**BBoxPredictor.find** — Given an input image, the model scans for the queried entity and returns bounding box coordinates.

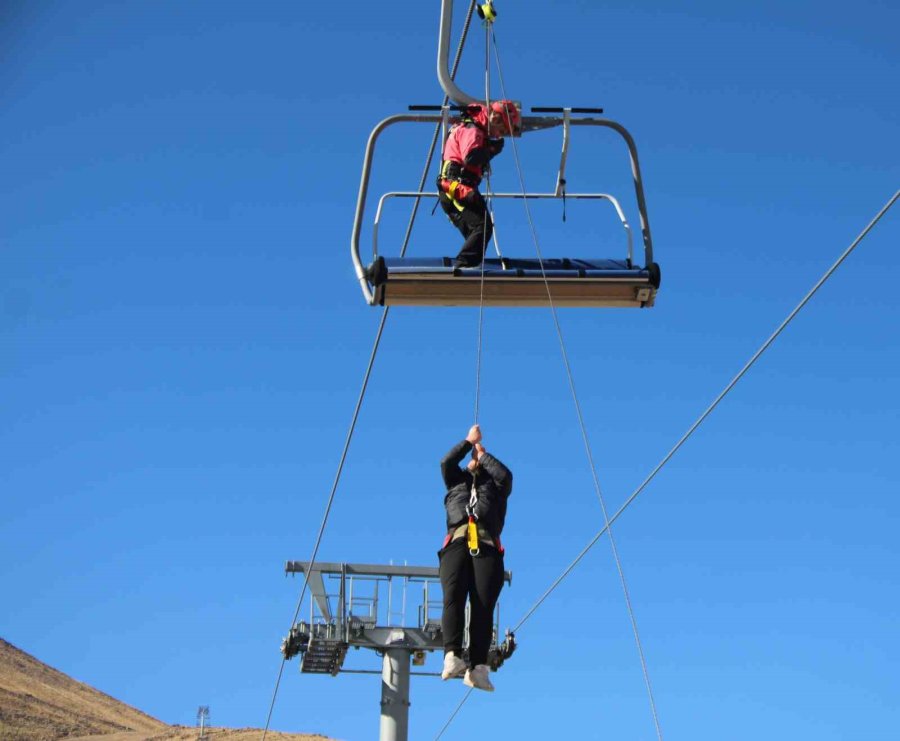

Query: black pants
[439,191,493,267]
[438,537,505,666]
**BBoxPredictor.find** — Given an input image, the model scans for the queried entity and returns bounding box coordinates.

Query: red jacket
[440,106,500,186]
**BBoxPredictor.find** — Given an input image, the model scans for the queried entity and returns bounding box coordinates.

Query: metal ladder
[300,636,348,676]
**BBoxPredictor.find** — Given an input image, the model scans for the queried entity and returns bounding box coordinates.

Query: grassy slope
[0,639,332,741]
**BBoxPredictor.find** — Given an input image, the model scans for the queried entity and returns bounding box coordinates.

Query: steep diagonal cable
[512,189,899,634]
[261,5,479,739]
[262,316,389,740]
[435,687,474,740]
[490,29,663,741]
[436,178,897,738]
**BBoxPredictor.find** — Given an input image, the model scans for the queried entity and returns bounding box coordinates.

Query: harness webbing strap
[466,517,479,555]
[466,476,480,554]
[441,159,480,185]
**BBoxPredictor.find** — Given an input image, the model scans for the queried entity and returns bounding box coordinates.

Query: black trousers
[439,191,493,267]
[438,537,505,666]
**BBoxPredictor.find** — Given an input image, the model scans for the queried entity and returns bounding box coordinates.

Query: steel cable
[439,168,896,739]
[260,4,479,737]
[435,687,474,739]
[513,189,899,635]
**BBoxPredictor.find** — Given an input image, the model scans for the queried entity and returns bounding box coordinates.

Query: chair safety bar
[372,191,634,265]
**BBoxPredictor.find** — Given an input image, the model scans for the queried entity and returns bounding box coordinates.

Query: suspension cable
[491,28,664,741]
[437,178,896,738]
[473,13,492,425]
[437,187,898,737]
[262,315,389,740]
[513,189,899,633]
[437,26,663,741]
[435,687,474,740]
[260,5,480,738]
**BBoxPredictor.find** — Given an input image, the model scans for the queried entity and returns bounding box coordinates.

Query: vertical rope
[509,188,900,634]
[473,16,492,425]
[490,29,665,741]
[261,5,480,739]
[473,272,485,425]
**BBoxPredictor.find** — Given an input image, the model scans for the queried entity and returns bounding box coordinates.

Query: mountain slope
[0,638,167,740]
[0,638,332,741]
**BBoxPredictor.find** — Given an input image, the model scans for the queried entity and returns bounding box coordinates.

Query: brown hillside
[65,732,333,741]
[0,639,332,741]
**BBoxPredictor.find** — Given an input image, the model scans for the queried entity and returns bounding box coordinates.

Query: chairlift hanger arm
[437,0,480,105]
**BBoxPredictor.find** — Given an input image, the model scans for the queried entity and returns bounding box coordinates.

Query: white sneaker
[463,664,495,692]
[441,651,467,680]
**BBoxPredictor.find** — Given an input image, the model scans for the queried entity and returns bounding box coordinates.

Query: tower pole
[379,648,411,741]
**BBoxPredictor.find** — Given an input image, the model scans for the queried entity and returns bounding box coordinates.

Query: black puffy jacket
[441,439,513,539]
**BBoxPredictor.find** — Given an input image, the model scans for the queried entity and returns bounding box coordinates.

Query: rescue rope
[473,15,492,426]
[260,4,480,738]
[494,28,664,741]
[468,12,495,558]
[436,189,900,738]
[472,238,487,426]
[436,28,665,741]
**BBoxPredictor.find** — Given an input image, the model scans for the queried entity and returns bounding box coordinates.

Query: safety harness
[440,159,480,187]
[440,465,504,556]
[438,116,485,212]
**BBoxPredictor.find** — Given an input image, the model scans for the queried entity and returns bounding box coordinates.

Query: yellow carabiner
[477,2,497,24]
[467,517,480,555]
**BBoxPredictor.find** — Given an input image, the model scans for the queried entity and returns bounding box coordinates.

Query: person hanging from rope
[437,100,521,268]
[438,424,513,691]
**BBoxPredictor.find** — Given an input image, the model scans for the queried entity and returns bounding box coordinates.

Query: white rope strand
[473,18,492,425]
[437,185,899,740]
[513,188,900,632]
[494,29,664,741]
[261,4,481,737]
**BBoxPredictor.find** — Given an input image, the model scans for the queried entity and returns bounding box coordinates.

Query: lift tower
[280,561,515,741]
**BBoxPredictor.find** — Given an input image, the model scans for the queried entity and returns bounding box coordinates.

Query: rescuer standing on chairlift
[439,424,513,691]
[437,100,520,268]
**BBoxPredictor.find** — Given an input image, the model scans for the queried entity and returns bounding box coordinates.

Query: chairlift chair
[351,109,661,308]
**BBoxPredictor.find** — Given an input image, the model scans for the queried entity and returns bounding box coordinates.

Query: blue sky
[2,1,898,739]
